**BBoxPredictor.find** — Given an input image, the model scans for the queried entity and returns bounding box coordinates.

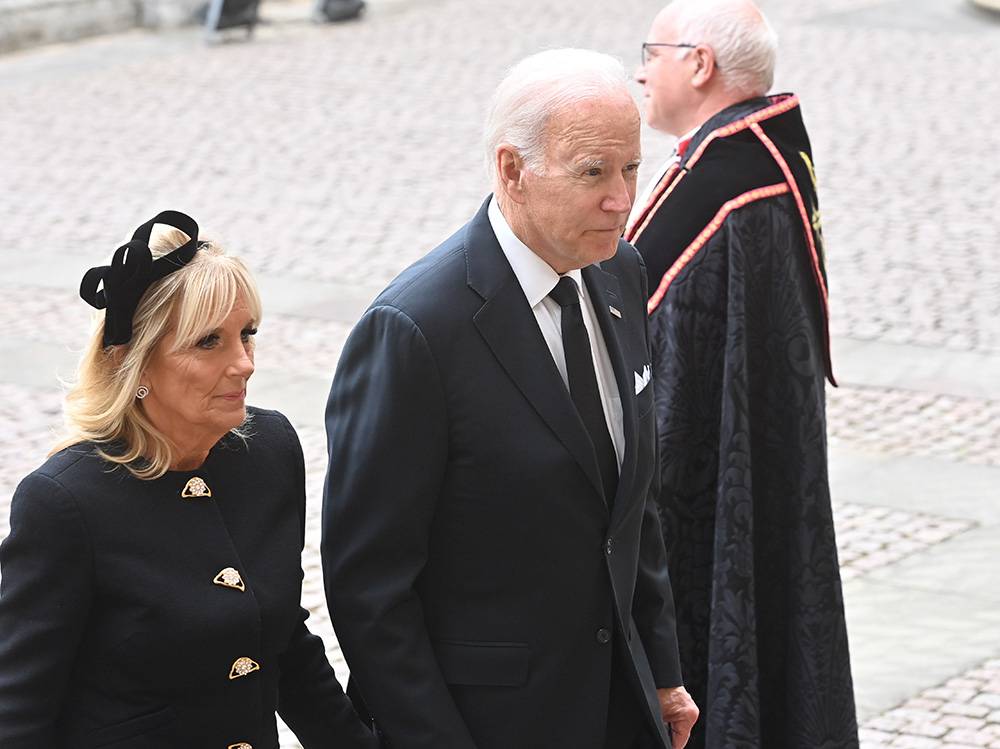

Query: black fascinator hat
[80,211,204,347]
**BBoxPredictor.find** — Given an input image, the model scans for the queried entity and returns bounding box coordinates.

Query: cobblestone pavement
[834,503,976,582]
[1,0,998,351]
[1,0,999,746]
[860,659,1000,748]
[828,386,1000,467]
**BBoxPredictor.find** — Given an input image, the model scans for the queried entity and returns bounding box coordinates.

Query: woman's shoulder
[215,407,304,492]
[29,443,116,487]
[243,406,299,446]
[214,406,302,470]
[245,405,291,430]
[12,443,125,512]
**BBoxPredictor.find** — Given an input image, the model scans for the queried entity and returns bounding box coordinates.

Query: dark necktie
[548,277,619,506]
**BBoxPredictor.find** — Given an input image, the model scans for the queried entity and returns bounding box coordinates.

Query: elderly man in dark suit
[322,48,699,749]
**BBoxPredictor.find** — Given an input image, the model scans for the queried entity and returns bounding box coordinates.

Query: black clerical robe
[626,93,859,748]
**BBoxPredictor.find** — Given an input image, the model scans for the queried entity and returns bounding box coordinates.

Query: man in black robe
[625,1,859,746]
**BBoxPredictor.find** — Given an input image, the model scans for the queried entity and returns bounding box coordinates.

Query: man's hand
[656,686,698,748]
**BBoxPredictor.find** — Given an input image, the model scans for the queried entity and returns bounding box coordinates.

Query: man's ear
[496,146,529,204]
[691,45,717,88]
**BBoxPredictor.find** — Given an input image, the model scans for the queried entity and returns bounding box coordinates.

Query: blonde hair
[53,228,263,479]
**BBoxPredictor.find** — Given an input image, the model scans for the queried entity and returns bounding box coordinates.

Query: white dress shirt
[487,197,625,468]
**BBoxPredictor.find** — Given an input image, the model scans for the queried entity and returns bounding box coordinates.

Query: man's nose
[603,176,632,214]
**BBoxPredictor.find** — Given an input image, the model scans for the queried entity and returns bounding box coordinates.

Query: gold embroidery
[181,476,211,498]
[229,657,260,680]
[800,151,819,190]
[228,744,253,749]
[798,151,827,264]
[213,567,245,592]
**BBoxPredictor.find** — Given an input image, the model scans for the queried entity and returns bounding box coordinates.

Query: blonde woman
[0,212,378,749]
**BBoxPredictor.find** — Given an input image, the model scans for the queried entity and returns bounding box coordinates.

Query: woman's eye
[196,334,220,349]
[241,327,258,342]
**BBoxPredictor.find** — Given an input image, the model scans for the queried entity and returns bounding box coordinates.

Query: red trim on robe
[646,183,791,314]
[748,121,835,384]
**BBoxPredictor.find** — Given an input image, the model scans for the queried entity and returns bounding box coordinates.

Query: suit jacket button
[596,627,612,644]
[606,537,614,555]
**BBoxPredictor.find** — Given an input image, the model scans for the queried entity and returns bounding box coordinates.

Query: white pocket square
[634,364,652,395]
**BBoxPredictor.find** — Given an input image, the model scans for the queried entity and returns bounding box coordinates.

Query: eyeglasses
[641,42,696,67]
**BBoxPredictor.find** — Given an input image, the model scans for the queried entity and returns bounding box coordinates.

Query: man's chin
[594,239,620,263]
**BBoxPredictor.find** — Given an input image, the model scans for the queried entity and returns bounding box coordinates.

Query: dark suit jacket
[0,407,377,749]
[322,198,683,749]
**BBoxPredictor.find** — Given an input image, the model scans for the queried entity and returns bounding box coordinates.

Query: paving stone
[865,661,1000,748]
[890,734,946,748]
[975,694,1000,709]
[943,703,993,719]
[943,729,993,746]
[940,715,989,731]
[862,727,898,745]
[828,385,1000,467]
[901,722,949,738]
[833,501,976,578]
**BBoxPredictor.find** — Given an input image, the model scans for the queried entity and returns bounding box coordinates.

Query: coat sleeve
[630,250,684,689]
[0,472,95,748]
[322,304,477,749]
[273,413,379,749]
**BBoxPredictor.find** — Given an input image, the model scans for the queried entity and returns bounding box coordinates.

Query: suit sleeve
[630,250,684,689]
[273,413,379,749]
[0,473,94,748]
[322,305,476,749]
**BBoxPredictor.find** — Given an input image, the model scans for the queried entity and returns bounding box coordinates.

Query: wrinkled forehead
[544,95,641,163]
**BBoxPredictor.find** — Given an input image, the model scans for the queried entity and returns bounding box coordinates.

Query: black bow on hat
[80,211,202,347]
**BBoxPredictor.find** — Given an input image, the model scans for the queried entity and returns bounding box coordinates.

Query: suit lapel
[466,199,606,504]
[582,263,639,524]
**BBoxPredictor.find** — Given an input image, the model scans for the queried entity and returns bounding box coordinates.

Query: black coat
[628,95,858,748]
[0,407,377,749]
[322,198,683,749]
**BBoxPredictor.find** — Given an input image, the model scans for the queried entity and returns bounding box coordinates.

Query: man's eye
[625,163,640,173]
[585,168,602,177]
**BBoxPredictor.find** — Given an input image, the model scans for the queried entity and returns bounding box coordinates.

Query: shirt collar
[674,125,700,156]
[487,196,583,308]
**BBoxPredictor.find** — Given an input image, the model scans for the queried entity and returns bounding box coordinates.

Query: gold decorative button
[181,476,212,498]
[229,657,260,680]
[228,744,252,749]
[213,567,245,592]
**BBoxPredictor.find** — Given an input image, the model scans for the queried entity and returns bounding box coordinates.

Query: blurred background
[1,0,998,746]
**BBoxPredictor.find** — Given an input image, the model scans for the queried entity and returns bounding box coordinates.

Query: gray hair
[484,48,630,184]
[669,0,777,96]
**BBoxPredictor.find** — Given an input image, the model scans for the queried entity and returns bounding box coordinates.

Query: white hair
[484,48,630,184]
[669,0,778,96]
